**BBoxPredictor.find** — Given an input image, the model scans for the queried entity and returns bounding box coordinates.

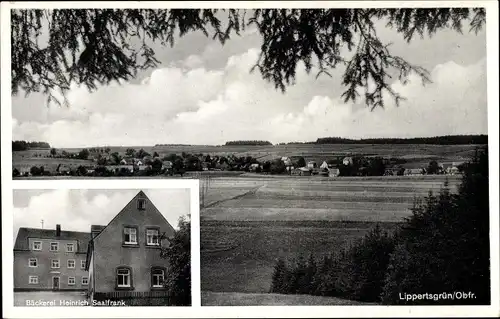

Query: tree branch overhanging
[11,8,485,109]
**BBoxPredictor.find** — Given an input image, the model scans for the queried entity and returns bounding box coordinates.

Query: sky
[12,189,191,239]
[11,11,488,147]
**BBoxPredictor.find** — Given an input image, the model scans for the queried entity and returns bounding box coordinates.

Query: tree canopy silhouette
[12,8,485,108]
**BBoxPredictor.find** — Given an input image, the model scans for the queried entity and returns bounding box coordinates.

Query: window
[28,258,38,267]
[123,227,138,245]
[68,277,75,285]
[51,259,60,269]
[82,277,89,285]
[29,276,39,284]
[32,241,42,251]
[67,259,75,269]
[116,267,132,288]
[151,268,165,288]
[146,229,160,246]
[50,242,59,252]
[66,243,74,252]
[81,260,86,269]
[137,198,146,210]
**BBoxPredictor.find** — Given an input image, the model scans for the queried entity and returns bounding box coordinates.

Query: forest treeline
[315,135,488,145]
[225,140,273,146]
[12,140,51,151]
[271,147,490,305]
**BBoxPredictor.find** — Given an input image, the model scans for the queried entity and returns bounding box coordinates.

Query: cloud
[12,46,487,147]
[182,54,204,69]
[13,189,191,240]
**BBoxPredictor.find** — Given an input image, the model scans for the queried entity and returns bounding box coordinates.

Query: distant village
[13,146,465,178]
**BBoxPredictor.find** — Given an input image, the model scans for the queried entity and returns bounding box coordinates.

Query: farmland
[200,175,462,299]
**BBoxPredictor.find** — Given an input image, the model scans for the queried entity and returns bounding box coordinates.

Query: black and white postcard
[2,1,499,318]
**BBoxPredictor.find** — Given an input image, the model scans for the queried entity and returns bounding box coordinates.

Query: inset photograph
[13,188,191,307]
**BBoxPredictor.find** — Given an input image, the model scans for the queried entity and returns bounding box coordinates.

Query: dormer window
[137,199,146,210]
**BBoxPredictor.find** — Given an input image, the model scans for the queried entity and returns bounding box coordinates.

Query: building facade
[86,191,175,300]
[13,225,90,291]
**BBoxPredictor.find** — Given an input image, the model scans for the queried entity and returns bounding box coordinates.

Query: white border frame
[1,1,499,318]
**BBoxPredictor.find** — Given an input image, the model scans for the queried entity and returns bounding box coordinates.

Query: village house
[291,167,312,176]
[342,157,353,166]
[404,168,425,176]
[201,162,209,171]
[328,168,340,177]
[56,164,71,175]
[319,161,329,170]
[306,161,317,169]
[440,161,463,175]
[106,165,134,174]
[249,163,261,172]
[14,225,90,291]
[162,160,174,173]
[85,191,175,303]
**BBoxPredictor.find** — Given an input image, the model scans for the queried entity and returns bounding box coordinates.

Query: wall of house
[14,238,88,291]
[92,197,173,293]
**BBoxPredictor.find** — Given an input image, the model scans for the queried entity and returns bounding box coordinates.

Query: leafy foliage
[161,216,191,306]
[381,148,490,305]
[12,8,485,108]
[12,140,51,151]
[270,223,395,302]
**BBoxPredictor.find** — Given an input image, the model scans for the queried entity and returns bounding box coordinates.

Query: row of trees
[225,140,273,146]
[315,135,488,145]
[271,148,490,304]
[338,157,388,176]
[12,140,50,151]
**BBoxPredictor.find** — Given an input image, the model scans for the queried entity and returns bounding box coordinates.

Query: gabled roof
[90,190,175,243]
[14,227,90,253]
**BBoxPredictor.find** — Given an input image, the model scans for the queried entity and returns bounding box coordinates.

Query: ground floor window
[116,267,132,288]
[29,276,38,284]
[82,277,89,285]
[151,267,165,288]
[68,277,75,285]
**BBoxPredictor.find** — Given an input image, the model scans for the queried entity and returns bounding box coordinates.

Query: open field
[12,143,482,173]
[200,175,462,295]
[201,221,401,294]
[202,291,374,306]
[12,150,94,173]
[200,175,463,222]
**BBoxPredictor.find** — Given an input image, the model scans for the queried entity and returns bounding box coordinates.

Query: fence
[93,291,172,306]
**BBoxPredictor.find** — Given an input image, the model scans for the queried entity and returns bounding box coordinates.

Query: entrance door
[52,276,60,290]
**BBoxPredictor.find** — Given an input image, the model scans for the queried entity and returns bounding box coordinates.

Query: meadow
[200,175,462,297]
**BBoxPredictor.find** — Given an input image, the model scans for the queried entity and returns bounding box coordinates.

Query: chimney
[56,224,61,237]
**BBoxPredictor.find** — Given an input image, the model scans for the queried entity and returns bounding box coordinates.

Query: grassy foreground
[201,291,374,306]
